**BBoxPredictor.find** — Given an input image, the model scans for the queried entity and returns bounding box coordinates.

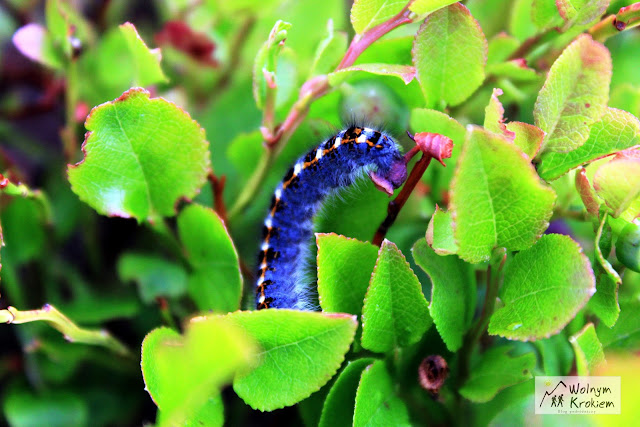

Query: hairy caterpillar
[255,126,408,310]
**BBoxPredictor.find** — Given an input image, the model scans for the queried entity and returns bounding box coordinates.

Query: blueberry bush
[1,0,640,425]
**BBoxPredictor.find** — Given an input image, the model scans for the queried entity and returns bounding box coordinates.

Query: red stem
[372,154,432,246]
[337,5,414,70]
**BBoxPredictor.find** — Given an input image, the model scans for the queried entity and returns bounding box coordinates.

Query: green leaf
[531,0,563,30]
[569,323,606,376]
[588,213,621,327]
[230,310,357,411]
[484,88,515,140]
[409,0,458,16]
[141,318,254,426]
[487,33,519,64]
[177,204,242,313]
[486,60,538,82]
[350,0,406,34]
[412,238,475,351]
[616,221,640,272]
[309,21,348,77]
[594,157,640,220]
[253,20,292,109]
[353,361,411,427]
[460,346,535,403]
[509,0,537,41]
[534,334,574,375]
[488,234,596,341]
[328,63,416,86]
[537,107,640,181]
[45,0,71,59]
[141,327,181,409]
[0,197,46,264]
[158,396,224,427]
[316,233,379,315]
[315,184,389,242]
[412,3,487,109]
[506,121,545,159]
[610,83,640,115]
[533,34,611,154]
[117,253,188,303]
[119,23,168,86]
[425,205,458,255]
[450,126,556,263]
[556,0,609,30]
[68,88,210,222]
[318,358,375,427]
[76,24,165,106]
[597,297,640,352]
[361,240,431,353]
[4,387,88,427]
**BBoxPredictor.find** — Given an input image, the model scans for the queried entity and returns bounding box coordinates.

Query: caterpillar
[255,126,408,310]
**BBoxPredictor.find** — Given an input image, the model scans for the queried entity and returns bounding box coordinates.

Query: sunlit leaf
[316,233,378,316]
[425,205,458,255]
[534,34,611,154]
[361,240,431,353]
[597,297,640,352]
[569,323,605,376]
[178,204,242,313]
[412,3,487,109]
[318,358,375,427]
[594,157,640,220]
[506,121,545,159]
[230,310,357,411]
[353,361,411,427]
[119,23,168,86]
[588,213,621,327]
[484,88,515,140]
[309,21,348,77]
[450,127,555,263]
[141,318,254,426]
[537,107,640,181]
[350,0,406,34]
[556,0,609,30]
[67,88,210,222]
[413,239,475,351]
[489,234,596,341]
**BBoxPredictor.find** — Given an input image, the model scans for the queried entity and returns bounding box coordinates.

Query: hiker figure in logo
[551,395,558,407]
[557,394,564,407]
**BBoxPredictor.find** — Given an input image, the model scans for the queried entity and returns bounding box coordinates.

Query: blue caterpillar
[255,126,407,310]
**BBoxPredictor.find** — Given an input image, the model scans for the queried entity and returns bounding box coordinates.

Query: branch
[589,3,640,42]
[337,5,414,69]
[506,28,556,61]
[208,172,228,223]
[372,133,453,246]
[1,304,132,357]
[458,248,506,385]
[210,15,256,97]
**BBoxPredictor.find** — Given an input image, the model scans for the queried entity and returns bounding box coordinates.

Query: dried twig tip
[413,132,453,166]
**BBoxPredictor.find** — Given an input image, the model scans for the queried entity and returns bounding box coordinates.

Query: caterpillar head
[369,157,407,196]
